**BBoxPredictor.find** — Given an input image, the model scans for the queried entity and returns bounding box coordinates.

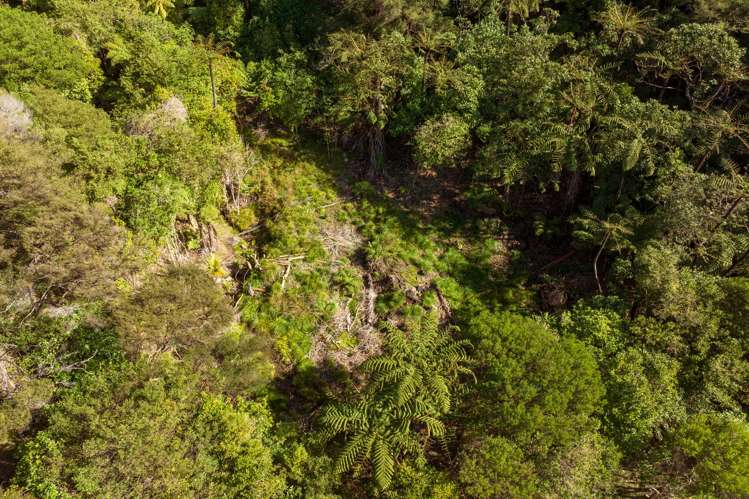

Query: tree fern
[320,308,472,489]
[414,415,447,437]
[393,371,419,407]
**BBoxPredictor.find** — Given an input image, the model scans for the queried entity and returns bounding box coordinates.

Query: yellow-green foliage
[49,0,245,128]
[0,140,136,306]
[3,0,749,496]
[13,360,286,497]
[0,6,102,101]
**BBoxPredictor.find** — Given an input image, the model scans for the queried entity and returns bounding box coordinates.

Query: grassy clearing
[229,138,534,371]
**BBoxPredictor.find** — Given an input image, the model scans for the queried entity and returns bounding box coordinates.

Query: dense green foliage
[1,0,748,497]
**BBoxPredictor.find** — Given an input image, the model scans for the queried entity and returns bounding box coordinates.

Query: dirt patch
[0,347,18,398]
[309,273,382,371]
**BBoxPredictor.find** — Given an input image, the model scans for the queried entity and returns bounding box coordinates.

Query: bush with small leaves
[458,436,538,498]
[246,50,317,130]
[413,114,471,169]
[0,141,135,310]
[112,264,233,356]
[12,359,286,497]
[652,413,749,497]
[463,311,603,457]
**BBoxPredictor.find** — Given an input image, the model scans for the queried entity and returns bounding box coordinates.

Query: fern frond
[426,374,451,413]
[321,404,365,433]
[373,439,395,490]
[394,372,418,407]
[625,137,643,171]
[335,432,374,474]
[414,415,446,437]
[361,357,398,374]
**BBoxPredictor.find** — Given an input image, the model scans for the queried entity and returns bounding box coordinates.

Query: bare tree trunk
[696,144,717,171]
[594,231,611,294]
[563,168,582,214]
[694,196,744,265]
[369,96,385,171]
[369,127,384,171]
[709,196,744,238]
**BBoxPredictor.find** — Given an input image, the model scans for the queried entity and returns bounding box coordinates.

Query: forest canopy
[0,0,748,497]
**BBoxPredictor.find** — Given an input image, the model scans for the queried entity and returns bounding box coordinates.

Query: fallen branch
[535,249,576,273]
[319,200,344,210]
[273,255,306,266]
[238,224,262,237]
[281,263,292,290]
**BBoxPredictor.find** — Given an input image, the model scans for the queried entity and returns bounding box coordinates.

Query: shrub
[458,436,538,498]
[246,50,317,130]
[13,360,286,497]
[413,114,471,169]
[464,311,604,456]
[112,264,233,356]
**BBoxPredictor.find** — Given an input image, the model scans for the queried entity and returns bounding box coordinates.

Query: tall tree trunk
[369,96,385,171]
[710,196,743,237]
[694,196,744,265]
[369,127,384,171]
[563,168,582,214]
[724,246,749,276]
[594,231,611,294]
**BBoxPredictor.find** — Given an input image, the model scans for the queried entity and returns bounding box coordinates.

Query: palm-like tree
[508,0,542,19]
[320,312,472,490]
[504,0,543,32]
[194,34,233,110]
[596,2,657,50]
[575,209,639,293]
[362,316,472,412]
[321,396,437,490]
[144,0,174,19]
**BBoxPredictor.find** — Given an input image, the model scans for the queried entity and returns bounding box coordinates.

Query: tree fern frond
[435,375,452,411]
[335,432,374,474]
[372,439,395,490]
[321,404,365,433]
[394,372,418,407]
[457,365,477,383]
[625,137,643,171]
[415,415,446,437]
[361,357,398,374]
